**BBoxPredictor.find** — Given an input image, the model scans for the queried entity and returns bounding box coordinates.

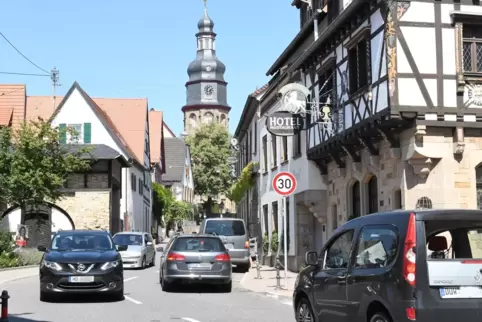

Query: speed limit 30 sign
[272,171,297,196]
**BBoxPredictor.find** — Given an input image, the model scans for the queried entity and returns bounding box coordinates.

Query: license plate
[439,287,482,299]
[69,276,94,283]
[190,263,211,268]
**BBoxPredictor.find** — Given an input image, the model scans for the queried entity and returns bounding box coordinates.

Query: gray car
[158,235,232,292]
[199,218,251,272]
[112,232,156,269]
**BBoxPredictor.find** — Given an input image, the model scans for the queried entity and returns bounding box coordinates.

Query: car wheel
[238,264,250,273]
[370,312,392,322]
[220,281,232,293]
[40,291,53,302]
[141,256,146,269]
[113,288,124,301]
[296,297,314,322]
[161,278,172,292]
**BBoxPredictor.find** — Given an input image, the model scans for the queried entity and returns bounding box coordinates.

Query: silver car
[112,232,156,269]
[158,235,232,292]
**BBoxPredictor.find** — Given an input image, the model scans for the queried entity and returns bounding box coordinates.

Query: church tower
[182,1,230,135]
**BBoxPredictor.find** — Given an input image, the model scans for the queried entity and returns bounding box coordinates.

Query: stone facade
[56,190,111,231]
[324,124,482,221]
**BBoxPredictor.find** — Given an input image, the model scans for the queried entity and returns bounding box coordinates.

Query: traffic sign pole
[272,172,297,290]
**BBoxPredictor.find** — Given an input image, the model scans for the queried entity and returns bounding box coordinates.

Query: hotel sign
[266,111,304,137]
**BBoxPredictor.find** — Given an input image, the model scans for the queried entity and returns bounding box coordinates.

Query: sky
[0,0,299,136]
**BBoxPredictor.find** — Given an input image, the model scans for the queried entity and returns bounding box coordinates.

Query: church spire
[204,0,207,14]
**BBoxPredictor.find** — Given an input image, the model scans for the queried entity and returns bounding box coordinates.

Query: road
[4,265,294,322]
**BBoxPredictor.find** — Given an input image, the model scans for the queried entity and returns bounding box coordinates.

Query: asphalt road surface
[4,265,294,322]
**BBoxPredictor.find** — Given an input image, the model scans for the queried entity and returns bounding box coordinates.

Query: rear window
[204,220,246,236]
[425,220,482,259]
[171,237,225,252]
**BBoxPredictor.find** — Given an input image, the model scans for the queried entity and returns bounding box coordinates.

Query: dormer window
[300,3,313,28]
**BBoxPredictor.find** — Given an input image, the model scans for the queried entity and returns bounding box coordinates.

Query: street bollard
[254,238,262,279]
[0,290,9,322]
[275,255,281,290]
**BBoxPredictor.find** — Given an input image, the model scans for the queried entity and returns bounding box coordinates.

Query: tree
[152,182,173,227]
[0,119,91,207]
[185,123,233,215]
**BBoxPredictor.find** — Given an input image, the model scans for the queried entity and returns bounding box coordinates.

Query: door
[346,225,400,319]
[313,230,354,322]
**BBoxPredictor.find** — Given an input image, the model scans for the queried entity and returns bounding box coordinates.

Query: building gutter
[286,0,370,75]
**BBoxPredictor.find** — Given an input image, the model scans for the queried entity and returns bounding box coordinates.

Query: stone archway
[0,203,75,247]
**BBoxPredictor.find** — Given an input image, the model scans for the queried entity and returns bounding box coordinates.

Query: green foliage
[16,248,43,266]
[151,182,190,226]
[0,119,91,207]
[185,123,233,198]
[227,161,257,203]
[263,233,269,253]
[270,231,279,253]
[152,183,173,226]
[0,230,18,268]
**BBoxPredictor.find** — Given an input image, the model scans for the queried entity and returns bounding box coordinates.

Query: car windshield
[113,234,143,246]
[51,233,114,251]
[205,220,246,236]
[171,237,225,252]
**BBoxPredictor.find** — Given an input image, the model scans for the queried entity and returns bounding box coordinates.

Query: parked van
[293,209,482,322]
[199,218,250,272]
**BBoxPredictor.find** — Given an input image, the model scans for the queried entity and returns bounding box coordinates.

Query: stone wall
[56,190,111,230]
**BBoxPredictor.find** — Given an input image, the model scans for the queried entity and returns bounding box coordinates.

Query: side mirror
[305,251,318,266]
[116,245,128,251]
[37,245,47,252]
[146,242,153,246]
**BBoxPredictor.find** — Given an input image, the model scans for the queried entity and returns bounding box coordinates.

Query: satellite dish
[231,138,238,147]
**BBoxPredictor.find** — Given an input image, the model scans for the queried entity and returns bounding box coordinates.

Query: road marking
[155,270,159,273]
[124,276,138,282]
[281,300,293,306]
[181,318,201,322]
[239,272,248,286]
[124,295,142,304]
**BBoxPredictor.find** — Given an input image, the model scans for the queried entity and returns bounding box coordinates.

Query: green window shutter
[83,123,92,143]
[59,123,67,144]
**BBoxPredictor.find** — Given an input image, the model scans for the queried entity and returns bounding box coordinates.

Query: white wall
[0,208,73,233]
[257,100,326,256]
[51,87,145,232]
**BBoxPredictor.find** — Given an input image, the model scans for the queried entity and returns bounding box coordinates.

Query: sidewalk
[0,266,38,285]
[240,264,296,302]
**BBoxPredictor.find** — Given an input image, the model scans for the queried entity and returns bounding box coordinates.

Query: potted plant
[262,233,270,265]
[270,231,279,267]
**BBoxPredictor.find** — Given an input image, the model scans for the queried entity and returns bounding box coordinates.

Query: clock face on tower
[204,85,214,96]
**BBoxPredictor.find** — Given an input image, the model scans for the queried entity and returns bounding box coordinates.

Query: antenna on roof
[50,67,61,109]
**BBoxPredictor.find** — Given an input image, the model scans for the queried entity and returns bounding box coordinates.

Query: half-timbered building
[266,0,482,226]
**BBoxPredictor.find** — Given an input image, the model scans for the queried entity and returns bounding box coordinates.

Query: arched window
[220,114,226,125]
[416,197,432,209]
[352,181,361,218]
[189,113,197,128]
[477,164,482,210]
[203,112,214,124]
[368,176,378,214]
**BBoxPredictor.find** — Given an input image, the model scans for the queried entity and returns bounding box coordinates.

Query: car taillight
[167,253,185,261]
[244,241,250,249]
[403,212,417,287]
[215,253,231,262]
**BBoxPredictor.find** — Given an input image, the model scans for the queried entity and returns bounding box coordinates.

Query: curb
[0,265,38,272]
[264,292,292,303]
[238,271,293,306]
[0,273,38,285]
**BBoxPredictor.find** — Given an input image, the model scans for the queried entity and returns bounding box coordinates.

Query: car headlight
[101,260,121,270]
[42,260,62,271]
